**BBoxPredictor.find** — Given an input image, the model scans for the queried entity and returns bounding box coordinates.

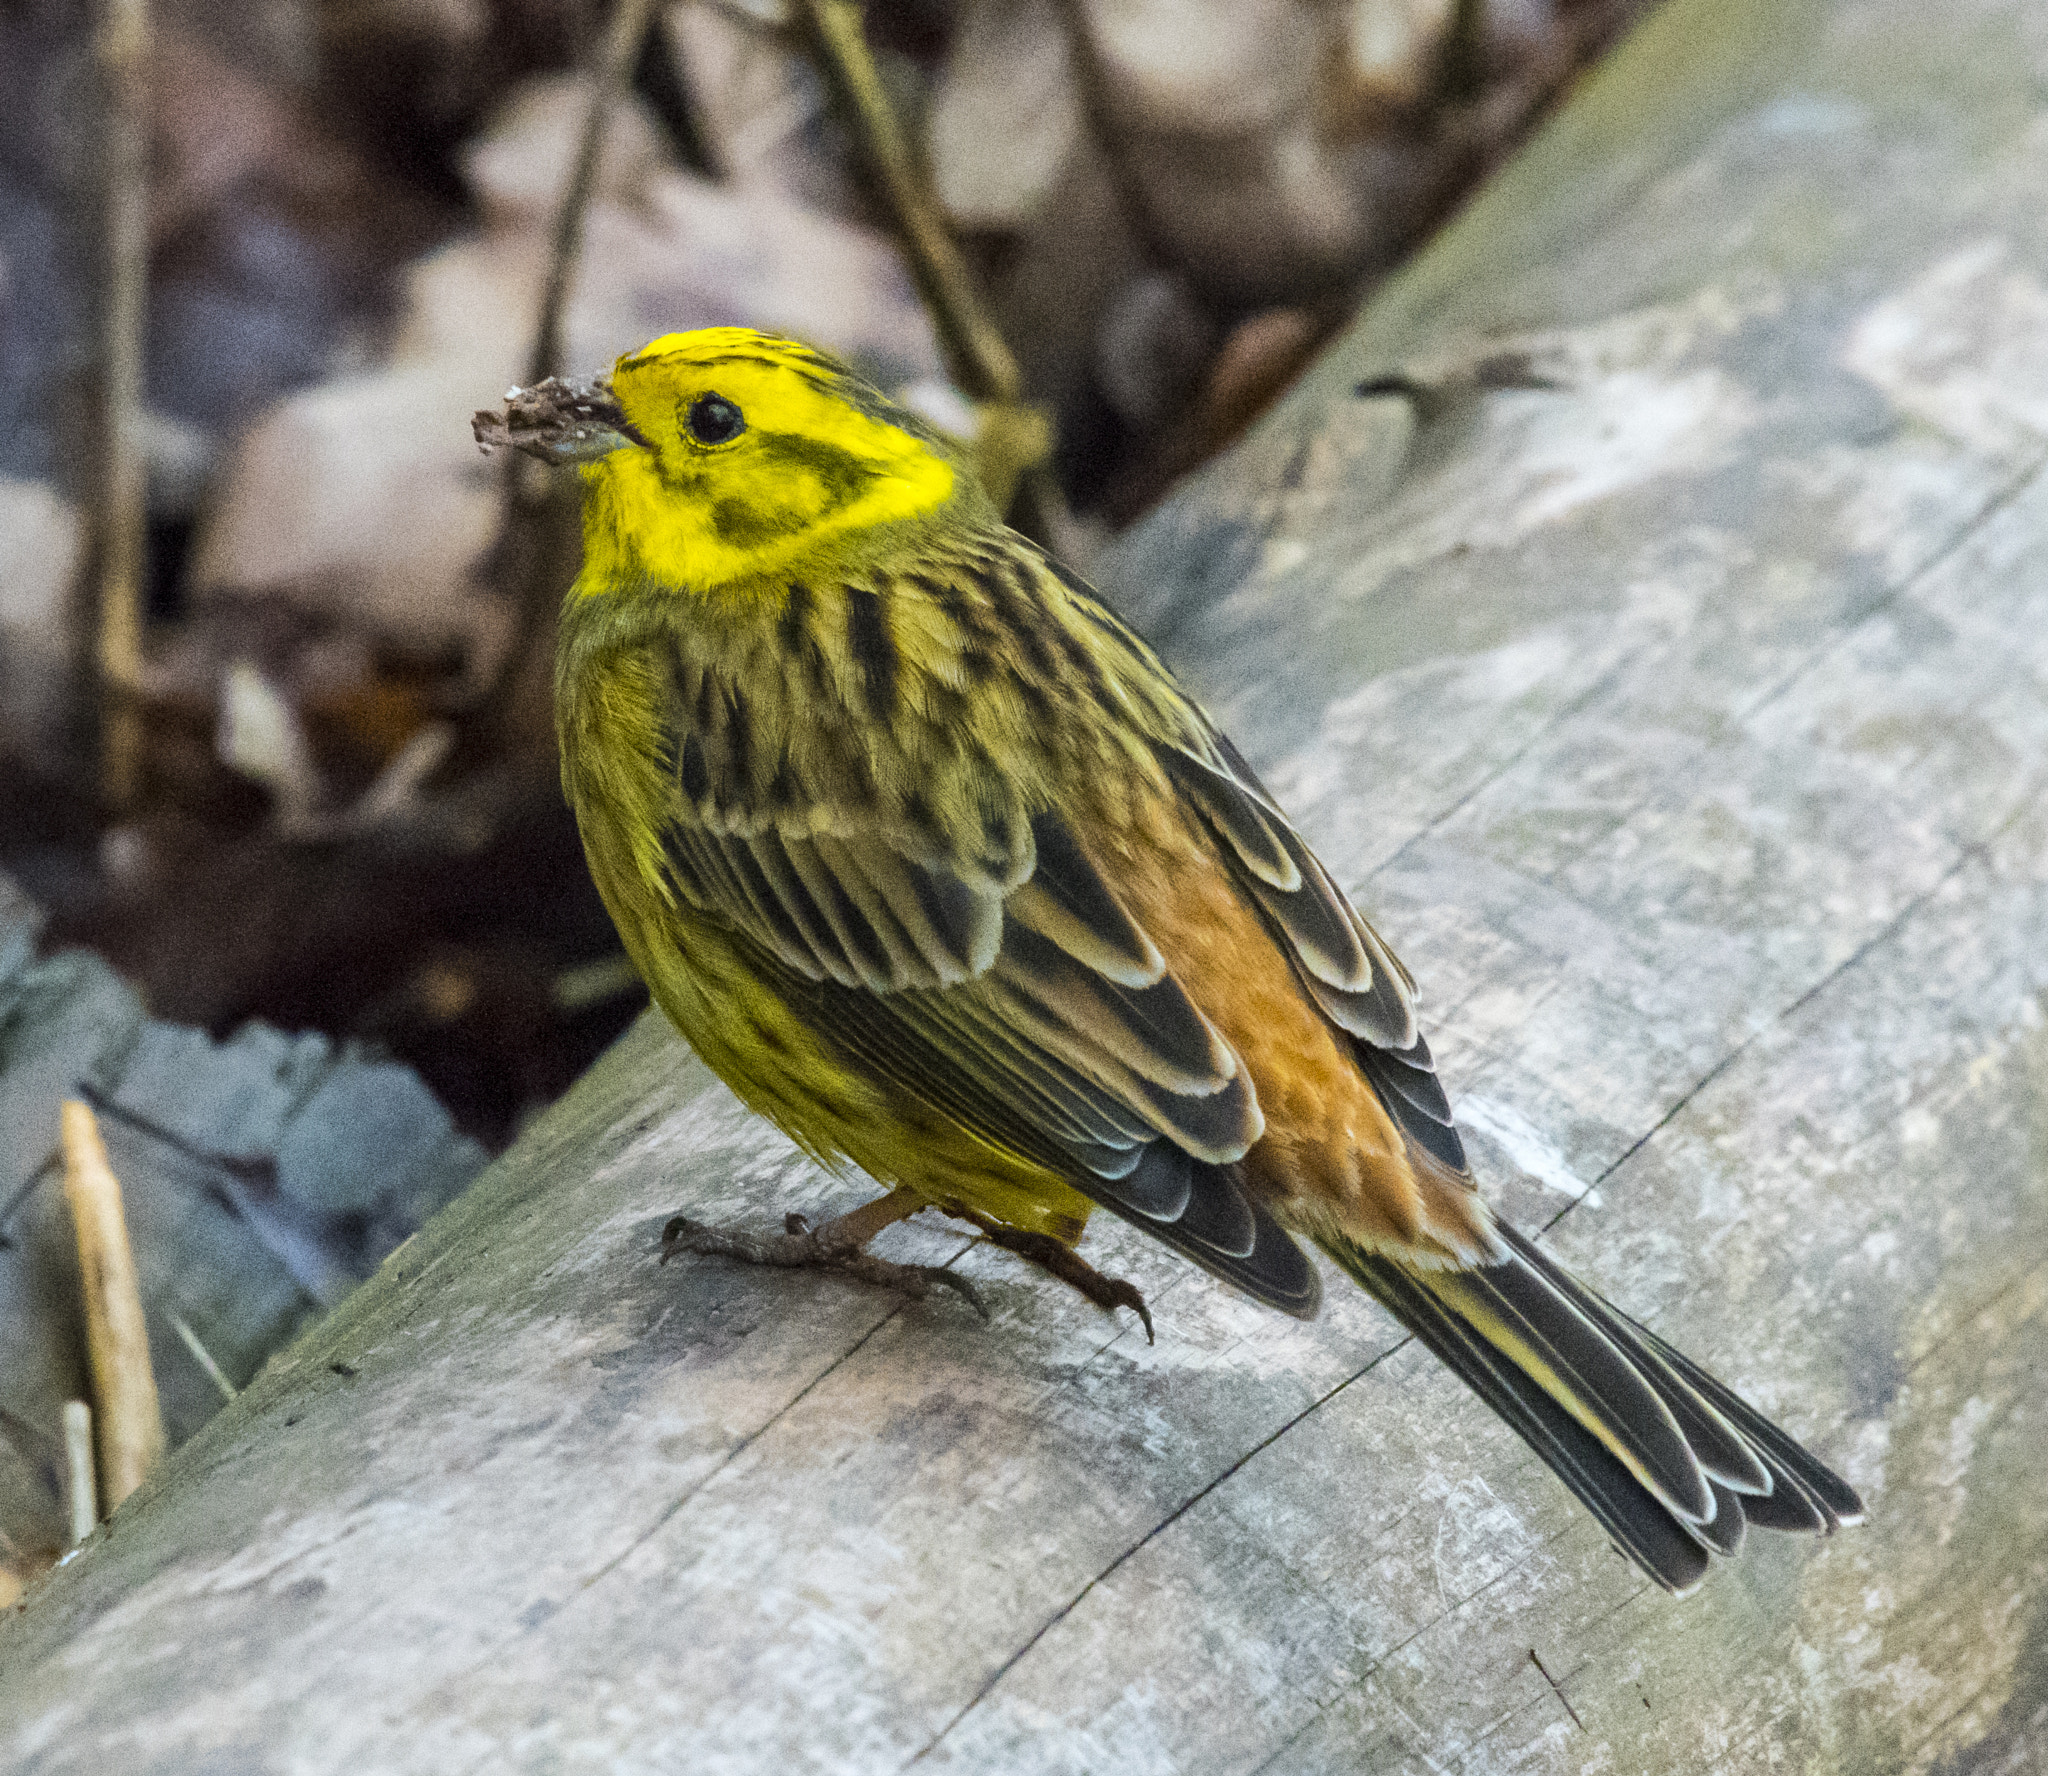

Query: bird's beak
[472,375,653,465]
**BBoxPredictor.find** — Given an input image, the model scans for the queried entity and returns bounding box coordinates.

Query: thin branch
[1438,0,1488,103]
[527,0,659,397]
[168,1310,239,1403]
[467,0,661,731]
[1046,0,1181,280]
[792,0,1073,538]
[91,0,151,811]
[791,0,1020,405]
[61,1100,165,1512]
[63,1401,98,1548]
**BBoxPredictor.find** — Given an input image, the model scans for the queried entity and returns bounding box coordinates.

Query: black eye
[685,393,745,445]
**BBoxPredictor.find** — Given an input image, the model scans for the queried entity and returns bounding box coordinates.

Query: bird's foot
[949,1212,1154,1343]
[660,1187,987,1319]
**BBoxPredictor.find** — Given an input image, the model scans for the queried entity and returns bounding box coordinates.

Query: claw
[943,1212,1155,1343]
[659,1213,988,1320]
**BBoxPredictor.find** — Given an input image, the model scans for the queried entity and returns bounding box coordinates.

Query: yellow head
[571,328,966,597]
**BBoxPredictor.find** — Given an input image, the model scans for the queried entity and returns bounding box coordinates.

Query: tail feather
[1496,1226,1771,1497]
[1342,1246,1714,1592]
[1614,1306,1865,1529]
[1323,1226,1862,1593]
[1431,1241,1713,1524]
[1696,1480,1749,1558]
[1733,1464,1833,1534]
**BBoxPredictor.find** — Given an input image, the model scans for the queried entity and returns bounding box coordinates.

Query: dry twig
[1046,0,1181,280]
[61,1100,166,1512]
[168,1310,238,1404]
[792,0,1021,403]
[525,0,662,400]
[62,1402,98,1548]
[791,0,1067,532]
[89,0,151,810]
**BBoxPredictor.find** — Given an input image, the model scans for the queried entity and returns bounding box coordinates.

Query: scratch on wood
[1536,844,1975,1251]
[1733,443,2048,728]
[909,1336,1416,1766]
[1528,1650,1585,1732]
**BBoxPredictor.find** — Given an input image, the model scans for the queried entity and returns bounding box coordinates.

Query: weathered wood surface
[7,0,2048,1766]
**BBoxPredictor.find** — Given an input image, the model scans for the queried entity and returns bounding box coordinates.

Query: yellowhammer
[478,326,1862,1594]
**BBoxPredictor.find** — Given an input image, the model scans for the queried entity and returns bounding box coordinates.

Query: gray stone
[0,892,487,1563]
[273,1056,462,1219]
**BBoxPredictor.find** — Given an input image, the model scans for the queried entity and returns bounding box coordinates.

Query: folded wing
[661,786,1320,1317]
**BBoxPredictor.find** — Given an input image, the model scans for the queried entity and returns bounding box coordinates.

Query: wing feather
[659,706,1313,1307]
[1008,812,1168,986]
[778,834,902,991]
[996,919,1238,1095]
[1163,745,1418,1050]
[809,831,946,989]
[743,832,849,981]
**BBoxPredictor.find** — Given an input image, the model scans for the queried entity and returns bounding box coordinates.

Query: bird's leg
[945,1208,1154,1343]
[660,1185,987,1316]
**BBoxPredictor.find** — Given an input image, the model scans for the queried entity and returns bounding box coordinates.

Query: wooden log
[5,0,2048,1767]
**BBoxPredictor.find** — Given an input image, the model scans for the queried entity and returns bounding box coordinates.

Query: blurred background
[0,0,1653,1149]
[0,0,1650,1579]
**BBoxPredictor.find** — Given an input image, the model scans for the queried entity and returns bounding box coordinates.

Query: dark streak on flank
[659,637,692,770]
[921,682,971,739]
[845,586,899,717]
[1051,617,1111,708]
[1039,547,1159,671]
[965,591,1009,656]
[976,560,1059,682]
[919,570,978,631]
[679,731,710,802]
[780,581,833,695]
[1073,595,1151,669]
[723,682,752,788]
[779,581,814,649]
[1041,553,1111,610]
[924,570,1003,668]
[840,737,877,807]
[1008,668,1055,722]
[1041,552,1165,676]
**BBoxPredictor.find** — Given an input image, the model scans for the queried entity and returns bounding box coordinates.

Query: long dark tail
[1324,1222,1863,1593]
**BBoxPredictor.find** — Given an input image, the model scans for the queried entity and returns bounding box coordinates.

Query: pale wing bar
[1164,744,1417,1051]
[1161,738,1477,1175]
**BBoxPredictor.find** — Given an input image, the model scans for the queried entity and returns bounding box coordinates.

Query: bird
[488,325,1865,1595]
